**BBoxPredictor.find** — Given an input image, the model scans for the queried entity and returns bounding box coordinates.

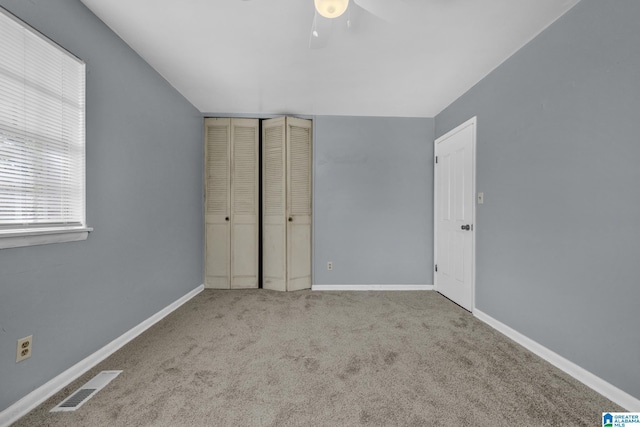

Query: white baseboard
[474,309,640,412]
[312,284,434,291]
[0,284,205,427]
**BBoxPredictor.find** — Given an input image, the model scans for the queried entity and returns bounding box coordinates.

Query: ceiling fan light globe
[314,0,349,19]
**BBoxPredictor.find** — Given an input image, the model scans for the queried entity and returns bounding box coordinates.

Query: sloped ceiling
[80,0,579,117]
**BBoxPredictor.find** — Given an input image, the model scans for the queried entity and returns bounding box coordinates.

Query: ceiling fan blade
[309,12,334,49]
[352,0,411,24]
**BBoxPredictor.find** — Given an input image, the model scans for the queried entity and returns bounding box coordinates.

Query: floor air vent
[51,370,122,412]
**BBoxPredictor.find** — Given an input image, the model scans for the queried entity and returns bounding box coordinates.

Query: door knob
[288,217,293,222]
[461,224,470,231]
[225,217,229,221]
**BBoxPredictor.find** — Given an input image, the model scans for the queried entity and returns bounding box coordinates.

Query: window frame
[0,7,91,249]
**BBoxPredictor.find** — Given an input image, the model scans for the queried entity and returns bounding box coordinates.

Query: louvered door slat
[288,125,311,216]
[206,126,229,214]
[233,125,257,214]
[264,125,285,216]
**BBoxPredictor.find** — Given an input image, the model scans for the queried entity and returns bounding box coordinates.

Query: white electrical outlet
[16,335,32,363]
[478,192,484,204]
[327,262,333,271]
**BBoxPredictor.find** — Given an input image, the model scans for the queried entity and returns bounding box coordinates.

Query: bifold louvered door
[205,118,259,289]
[262,117,312,291]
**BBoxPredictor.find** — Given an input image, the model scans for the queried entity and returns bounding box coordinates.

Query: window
[0,8,90,249]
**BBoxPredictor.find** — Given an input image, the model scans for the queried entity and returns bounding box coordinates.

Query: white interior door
[434,117,476,311]
[286,117,312,291]
[262,117,287,291]
[231,119,259,288]
[205,118,231,289]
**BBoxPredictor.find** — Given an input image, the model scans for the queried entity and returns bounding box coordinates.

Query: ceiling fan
[310,0,411,49]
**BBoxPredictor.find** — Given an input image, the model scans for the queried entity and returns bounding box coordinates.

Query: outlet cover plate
[17,335,32,362]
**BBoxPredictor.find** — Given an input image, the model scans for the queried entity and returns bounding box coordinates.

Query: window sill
[0,226,93,249]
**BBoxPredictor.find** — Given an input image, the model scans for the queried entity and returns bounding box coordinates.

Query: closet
[204,116,312,291]
[262,117,312,291]
[205,118,259,289]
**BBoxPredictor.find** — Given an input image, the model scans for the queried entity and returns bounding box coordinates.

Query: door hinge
[435,156,438,164]
[435,264,438,272]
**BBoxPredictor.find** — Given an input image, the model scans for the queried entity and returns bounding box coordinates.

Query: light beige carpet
[14,290,621,426]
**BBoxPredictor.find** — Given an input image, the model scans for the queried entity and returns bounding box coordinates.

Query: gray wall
[436,0,640,399]
[0,0,203,412]
[314,116,434,285]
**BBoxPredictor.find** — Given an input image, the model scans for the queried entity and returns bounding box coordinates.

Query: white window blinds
[0,8,86,230]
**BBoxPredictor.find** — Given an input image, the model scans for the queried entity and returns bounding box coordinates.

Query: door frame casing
[433,116,477,311]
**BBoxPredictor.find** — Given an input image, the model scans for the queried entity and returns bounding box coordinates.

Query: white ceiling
[79,0,579,118]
